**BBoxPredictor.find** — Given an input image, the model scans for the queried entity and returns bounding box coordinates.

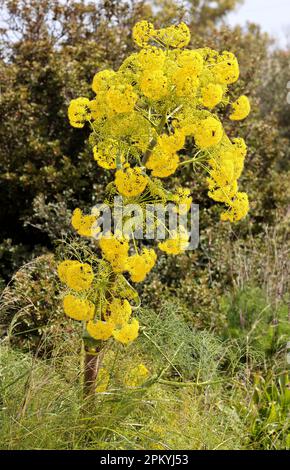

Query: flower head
[201,83,224,109]
[158,228,189,255]
[221,192,249,222]
[115,167,148,197]
[113,318,139,345]
[63,294,95,321]
[104,298,132,328]
[194,116,223,149]
[140,70,168,100]
[71,208,98,237]
[58,260,94,292]
[229,95,251,121]
[99,233,129,273]
[87,320,114,341]
[68,97,90,128]
[127,248,157,282]
[155,23,191,48]
[214,51,239,84]
[132,21,154,48]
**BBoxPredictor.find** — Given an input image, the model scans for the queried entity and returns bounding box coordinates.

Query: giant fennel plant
[57,21,251,393]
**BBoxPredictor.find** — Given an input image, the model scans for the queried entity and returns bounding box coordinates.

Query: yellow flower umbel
[172,187,192,214]
[201,83,224,109]
[92,69,116,94]
[155,23,191,48]
[213,51,239,84]
[87,320,114,341]
[146,147,180,178]
[127,248,157,282]
[140,70,168,100]
[68,97,90,128]
[106,84,137,114]
[112,318,139,345]
[229,95,251,121]
[194,117,223,149]
[172,69,199,97]
[132,20,154,48]
[124,363,149,387]
[57,260,79,283]
[137,47,165,70]
[71,208,98,237]
[157,130,185,153]
[221,192,249,222]
[99,233,129,273]
[59,261,94,291]
[176,50,203,74]
[115,167,148,197]
[93,142,121,169]
[104,298,132,328]
[158,228,189,255]
[63,294,95,321]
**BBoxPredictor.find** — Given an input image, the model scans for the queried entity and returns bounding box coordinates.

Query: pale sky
[226,0,290,47]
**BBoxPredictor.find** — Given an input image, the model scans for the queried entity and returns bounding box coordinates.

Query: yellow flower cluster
[146,130,185,178]
[115,167,148,197]
[99,233,129,273]
[194,116,223,149]
[127,248,157,282]
[63,294,95,321]
[62,20,251,347]
[158,228,189,255]
[146,147,179,178]
[213,51,240,84]
[58,258,140,344]
[172,187,192,214]
[99,233,157,283]
[106,84,137,114]
[58,260,94,291]
[140,69,168,100]
[93,142,122,169]
[104,298,132,328]
[220,192,249,222]
[132,20,155,48]
[124,363,149,387]
[86,298,139,344]
[229,95,251,121]
[71,208,99,237]
[68,97,90,128]
[113,318,139,344]
[201,83,223,109]
[132,21,190,49]
[207,136,249,221]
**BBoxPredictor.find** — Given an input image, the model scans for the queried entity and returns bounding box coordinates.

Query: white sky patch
[226,0,290,48]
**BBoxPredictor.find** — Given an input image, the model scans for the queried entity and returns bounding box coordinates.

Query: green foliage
[0,306,246,450]
[220,286,290,356]
[0,255,63,353]
[238,369,290,450]
[137,301,228,382]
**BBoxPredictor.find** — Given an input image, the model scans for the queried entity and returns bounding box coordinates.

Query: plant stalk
[83,343,104,397]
